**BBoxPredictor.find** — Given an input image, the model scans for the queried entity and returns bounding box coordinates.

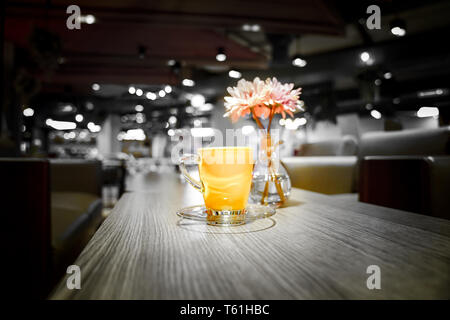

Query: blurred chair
[358,126,450,219]
[283,135,358,194]
[296,135,358,156]
[283,126,450,217]
[359,156,450,219]
[101,159,127,208]
[1,158,103,298]
[282,156,357,194]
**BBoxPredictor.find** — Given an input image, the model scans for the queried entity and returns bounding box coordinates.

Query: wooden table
[51,172,450,299]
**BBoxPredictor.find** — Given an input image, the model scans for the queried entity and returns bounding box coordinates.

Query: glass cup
[179,147,254,225]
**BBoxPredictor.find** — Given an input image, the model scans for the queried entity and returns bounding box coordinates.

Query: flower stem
[256,109,286,206]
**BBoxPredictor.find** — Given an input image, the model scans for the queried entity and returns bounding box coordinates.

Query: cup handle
[179,154,202,192]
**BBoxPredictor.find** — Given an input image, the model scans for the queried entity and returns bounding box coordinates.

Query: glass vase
[250,130,291,207]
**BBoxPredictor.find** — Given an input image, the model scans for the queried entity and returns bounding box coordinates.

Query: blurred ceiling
[3,0,450,118]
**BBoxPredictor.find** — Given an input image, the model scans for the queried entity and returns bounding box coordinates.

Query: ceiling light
[122,129,145,141]
[86,101,94,110]
[167,59,176,66]
[216,47,226,62]
[92,83,100,91]
[383,72,392,79]
[292,57,307,67]
[46,119,77,130]
[167,129,175,137]
[193,119,202,127]
[370,109,382,119]
[242,24,251,31]
[135,89,143,96]
[23,107,34,117]
[79,14,96,24]
[228,70,242,79]
[146,92,156,100]
[75,114,84,122]
[135,104,144,112]
[294,117,307,126]
[418,89,445,97]
[185,106,194,113]
[251,24,261,32]
[360,52,370,62]
[164,85,172,93]
[168,116,177,125]
[242,24,260,32]
[417,107,439,118]
[191,94,205,107]
[128,86,136,94]
[182,79,195,87]
[390,19,406,37]
[87,122,101,133]
[198,103,214,112]
[159,90,166,97]
[84,14,95,24]
[136,113,145,124]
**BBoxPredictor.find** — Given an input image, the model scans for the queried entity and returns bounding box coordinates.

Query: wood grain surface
[51,172,450,299]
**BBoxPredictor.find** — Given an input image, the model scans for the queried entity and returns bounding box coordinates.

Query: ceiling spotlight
[390,19,406,37]
[216,47,226,62]
[251,24,261,32]
[46,119,77,130]
[146,92,156,100]
[23,107,34,117]
[135,104,144,112]
[383,72,392,80]
[159,90,166,97]
[191,94,206,107]
[86,101,94,110]
[185,106,194,114]
[417,106,439,118]
[360,52,370,62]
[75,114,84,122]
[228,70,242,79]
[182,79,195,87]
[79,14,96,24]
[92,83,100,91]
[164,85,172,93]
[87,122,101,133]
[292,56,307,67]
[370,109,382,119]
[135,89,143,96]
[85,14,95,24]
[374,79,382,86]
[128,86,136,94]
[167,59,176,66]
[168,116,177,125]
[242,24,252,31]
[242,24,260,32]
[136,113,145,124]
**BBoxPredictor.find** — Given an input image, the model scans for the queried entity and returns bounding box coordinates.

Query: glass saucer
[176,204,276,226]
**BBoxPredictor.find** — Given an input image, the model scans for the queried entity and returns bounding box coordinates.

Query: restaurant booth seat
[1,158,103,299]
[282,135,358,194]
[282,126,450,219]
[358,126,450,219]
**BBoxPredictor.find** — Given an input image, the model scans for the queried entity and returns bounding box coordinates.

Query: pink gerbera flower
[224,77,303,122]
